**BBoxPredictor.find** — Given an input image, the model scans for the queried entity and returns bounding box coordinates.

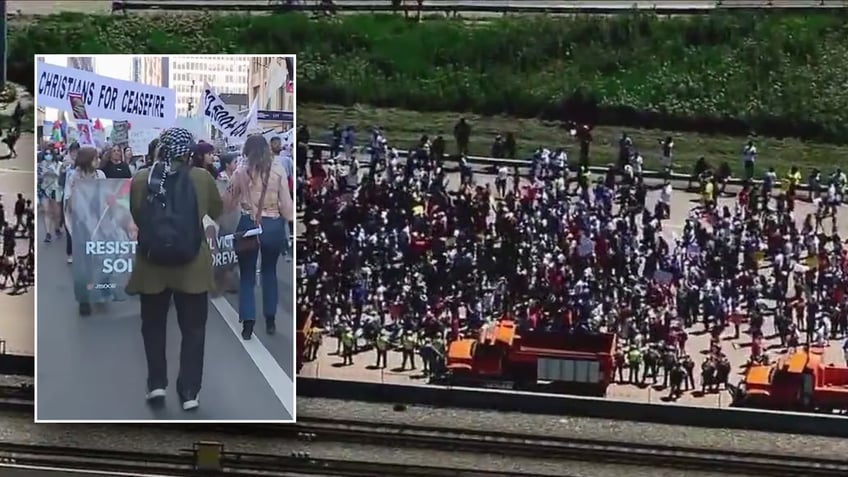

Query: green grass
[10,12,848,144]
[300,103,848,177]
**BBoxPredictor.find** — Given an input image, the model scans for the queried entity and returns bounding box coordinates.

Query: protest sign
[128,128,162,154]
[200,81,258,138]
[37,62,176,128]
[68,179,240,304]
[112,120,130,146]
[68,92,89,120]
[75,119,95,147]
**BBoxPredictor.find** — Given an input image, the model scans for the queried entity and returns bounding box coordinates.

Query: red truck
[445,320,617,396]
[730,347,848,413]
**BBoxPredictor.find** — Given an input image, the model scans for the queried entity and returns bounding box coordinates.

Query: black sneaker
[79,303,92,316]
[266,320,276,335]
[241,320,254,340]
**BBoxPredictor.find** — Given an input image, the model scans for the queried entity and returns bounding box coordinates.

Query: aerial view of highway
[3,1,848,476]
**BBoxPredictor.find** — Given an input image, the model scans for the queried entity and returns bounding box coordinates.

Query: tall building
[132,57,141,83]
[247,56,294,114]
[135,56,169,89]
[134,55,249,118]
[171,56,250,118]
[67,56,94,72]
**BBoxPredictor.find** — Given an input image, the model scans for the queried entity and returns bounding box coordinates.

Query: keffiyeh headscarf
[148,127,195,196]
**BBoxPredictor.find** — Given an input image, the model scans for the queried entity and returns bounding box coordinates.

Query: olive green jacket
[126,164,224,295]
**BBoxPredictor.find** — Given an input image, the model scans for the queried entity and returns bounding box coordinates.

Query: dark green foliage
[12,12,848,142]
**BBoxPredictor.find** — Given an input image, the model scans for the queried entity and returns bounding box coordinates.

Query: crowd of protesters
[36,129,295,411]
[297,120,848,399]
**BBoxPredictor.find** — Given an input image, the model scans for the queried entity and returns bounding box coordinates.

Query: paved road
[36,200,295,421]
[0,134,35,357]
[299,166,846,408]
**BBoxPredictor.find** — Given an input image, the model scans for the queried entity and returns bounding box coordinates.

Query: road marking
[210,296,294,418]
[0,168,33,174]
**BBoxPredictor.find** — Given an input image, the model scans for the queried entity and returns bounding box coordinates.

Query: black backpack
[137,164,203,266]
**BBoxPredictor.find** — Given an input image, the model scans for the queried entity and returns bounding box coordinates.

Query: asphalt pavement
[0,133,35,357]
[35,203,296,421]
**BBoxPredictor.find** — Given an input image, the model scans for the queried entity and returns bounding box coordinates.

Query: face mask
[213,160,220,170]
[44,154,53,161]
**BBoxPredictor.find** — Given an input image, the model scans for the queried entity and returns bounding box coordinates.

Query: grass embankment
[11,12,848,173]
[299,104,848,176]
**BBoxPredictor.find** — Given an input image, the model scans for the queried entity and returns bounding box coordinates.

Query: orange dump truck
[730,347,848,413]
[445,320,617,396]
[296,308,313,374]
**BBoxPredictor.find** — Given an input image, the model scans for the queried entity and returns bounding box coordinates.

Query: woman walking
[223,135,294,340]
[39,150,64,243]
[65,147,106,316]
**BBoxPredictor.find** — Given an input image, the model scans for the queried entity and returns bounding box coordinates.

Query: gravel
[0,408,751,477]
[298,398,848,459]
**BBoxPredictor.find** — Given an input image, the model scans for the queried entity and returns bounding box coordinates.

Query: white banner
[200,81,258,139]
[36,62,176,128]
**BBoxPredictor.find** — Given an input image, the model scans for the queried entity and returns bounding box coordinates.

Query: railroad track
[2,395,845,475]
[0,385,33,412]
[205,417,848,477]
[0,441,571,477]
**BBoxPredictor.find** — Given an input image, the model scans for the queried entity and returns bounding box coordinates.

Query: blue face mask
[44,154,53,161]
[213,160,221,170]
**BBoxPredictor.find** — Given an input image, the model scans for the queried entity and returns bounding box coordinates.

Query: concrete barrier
[297,377,848,437]
[305,141,815,191]
[0,354,34,376]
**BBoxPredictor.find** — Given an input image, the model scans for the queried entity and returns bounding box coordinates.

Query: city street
[0,133,35,357]
[34,54,296,421]
[36,224,295,421]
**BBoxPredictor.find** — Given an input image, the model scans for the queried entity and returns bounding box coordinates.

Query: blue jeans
[235,215,287,323]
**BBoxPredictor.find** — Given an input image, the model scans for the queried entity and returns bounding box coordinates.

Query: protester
[38,152,63,243]
[126,127,224,411]
[101,144,132,179]
[191,141,218,179]
[223,135,294,340]
[64,146,106,314]
[298,124,848,392]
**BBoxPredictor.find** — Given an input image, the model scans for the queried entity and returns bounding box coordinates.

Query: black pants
[65,223,72,256]
[140,289,208,400]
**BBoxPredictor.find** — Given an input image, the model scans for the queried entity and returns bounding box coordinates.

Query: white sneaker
[146,388,166,402]
[182,398,199,411]
[66,256,73,264]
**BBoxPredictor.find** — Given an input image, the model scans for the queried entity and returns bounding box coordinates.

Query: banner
[36,62,176,128]
[200,81,258,139]
[67,179,241,304]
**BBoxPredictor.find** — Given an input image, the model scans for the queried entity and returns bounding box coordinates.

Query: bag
[137,165,203,266]
[234,167,271,254]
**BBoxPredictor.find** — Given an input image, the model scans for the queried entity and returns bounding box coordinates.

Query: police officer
[340,326,355,366]
[420,337,433,374]
[308,322,323,361]
[374,330,389,369]
[401,330,417,370]
[668,363,685,400]
[627,345,642,384]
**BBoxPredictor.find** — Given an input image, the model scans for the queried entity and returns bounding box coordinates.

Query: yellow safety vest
[403,336,416,350]
[376,336,388,351]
